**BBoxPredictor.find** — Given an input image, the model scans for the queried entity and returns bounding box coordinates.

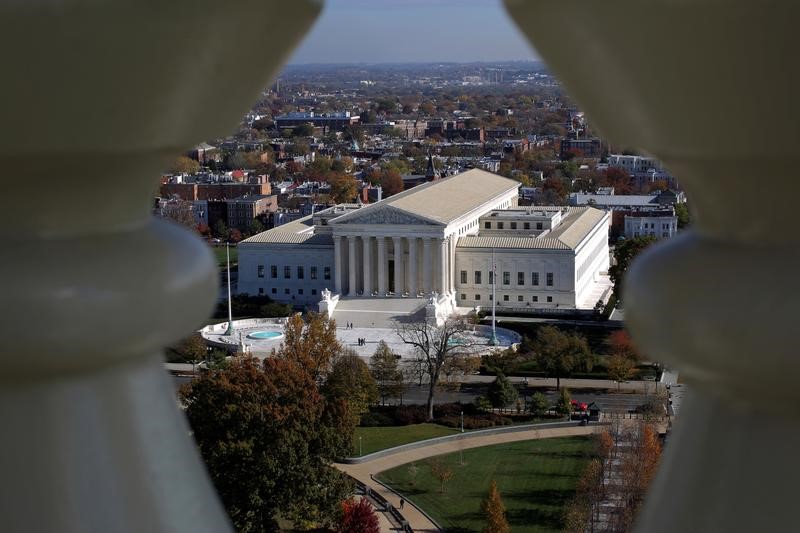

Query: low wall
[341,420,589,464]
[201,317,289,351]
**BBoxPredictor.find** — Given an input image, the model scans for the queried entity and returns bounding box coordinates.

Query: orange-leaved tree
[481,479,510,533]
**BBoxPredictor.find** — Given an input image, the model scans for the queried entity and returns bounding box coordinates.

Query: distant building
[560,138,603,159]
[569,189,686,210]
[274,111,359,132]
[160,179,272,202]
[207,195,278,231]
[188,142,220,164]
[624,211,678,240]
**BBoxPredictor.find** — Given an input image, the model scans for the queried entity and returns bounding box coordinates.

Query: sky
[289,0,538,64]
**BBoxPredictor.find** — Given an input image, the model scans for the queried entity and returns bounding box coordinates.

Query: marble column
[392,236,404,296]
[377,236,387,295]
[334,235,343,295]
[422,237,433,294]
[407,237,418,296]
[348,236,357,297]
[449,235,457,293]
[362,236,372,296]
[439,238,448,295]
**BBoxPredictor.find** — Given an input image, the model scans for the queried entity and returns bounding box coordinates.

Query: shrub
[359,411,394,427]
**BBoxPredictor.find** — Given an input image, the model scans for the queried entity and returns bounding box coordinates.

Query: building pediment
[333,206,441,226]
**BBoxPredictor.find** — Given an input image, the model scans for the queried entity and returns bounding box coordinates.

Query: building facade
[238,169,611,311]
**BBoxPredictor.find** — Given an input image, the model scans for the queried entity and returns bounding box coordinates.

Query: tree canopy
[533,326,593,390]
[609,236,657,304]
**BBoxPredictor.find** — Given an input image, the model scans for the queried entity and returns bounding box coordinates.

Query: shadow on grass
[502,487,576,507]
[505,506,564,530]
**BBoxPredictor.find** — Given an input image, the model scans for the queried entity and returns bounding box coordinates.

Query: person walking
[400,498,405,510]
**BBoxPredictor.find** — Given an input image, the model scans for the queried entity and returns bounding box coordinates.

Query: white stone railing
[504,1,797,531]
[0,1,323,531]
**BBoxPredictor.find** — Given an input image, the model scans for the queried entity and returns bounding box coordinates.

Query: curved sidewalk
[335,425,600,533]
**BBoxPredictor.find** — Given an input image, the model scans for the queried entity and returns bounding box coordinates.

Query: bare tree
[394,318,474,421]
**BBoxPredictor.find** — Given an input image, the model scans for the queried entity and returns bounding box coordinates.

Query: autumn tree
[324,350,379,424]
[563,459,603,532]
[481,479,510,533]
[369,341,405,405]
[533,326,593,390]
[429,458,454,493]
[608,354,636,390]
[609,235,657,304]
[394,318,474,420]
[617,423,663,531]
[607,329,640,362]
[487,373,518,408]
[380,168,404,197]
[180,355,353,532]
[170,155,200,174]
[336,498,380,533]
[276,312,341,381]
[328,172,358,203]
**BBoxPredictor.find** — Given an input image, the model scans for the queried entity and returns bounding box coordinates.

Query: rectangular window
[510,222,517,230]
[489,294,493,301]
[484,221,491,229]
[284,266,291,279]
[547,296,553,302]
[310,266,317,280]
[297,266,304,279]
[271,288,277,294]
[532,272,539,286]
[489,271,494,285]
[258,288,264,295]
[324,266,331,280]
[311,289,317,295]
[662,232,669,238]
[546,272,554,286]
[460,270,467,284]
[498,222,504,229]
[536,222,543,230]
[517,272,524,285]
[271,265,277,279]
[257,265,265,278]
[518,295,524,302]
[475,294,481,301]
[474,271,482,284]
[298,288,303,295]
[461,293,466,300]
[524,222,530,230]
[284,288,290,294]
[532,295,538,302]
[503,295,509,301]
[503,271,510,285]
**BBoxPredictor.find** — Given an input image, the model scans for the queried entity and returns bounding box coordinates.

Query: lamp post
[460,410,464,433]
[359,435,363,456]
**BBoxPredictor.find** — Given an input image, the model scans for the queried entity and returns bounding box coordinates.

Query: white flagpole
[225,242,234,336]
[491,248,497,345]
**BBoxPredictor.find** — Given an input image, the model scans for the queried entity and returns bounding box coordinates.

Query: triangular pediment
[332,205,441,226]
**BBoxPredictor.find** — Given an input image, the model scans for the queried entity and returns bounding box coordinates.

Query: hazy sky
[289,0,538,64]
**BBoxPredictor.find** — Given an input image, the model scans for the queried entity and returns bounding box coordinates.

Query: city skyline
[289,0,538,64]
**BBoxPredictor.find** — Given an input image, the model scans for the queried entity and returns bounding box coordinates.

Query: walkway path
[335,425,600,533]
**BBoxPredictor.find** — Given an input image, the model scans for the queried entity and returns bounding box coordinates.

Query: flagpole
[225,242,234,336]
[490,248,498,345]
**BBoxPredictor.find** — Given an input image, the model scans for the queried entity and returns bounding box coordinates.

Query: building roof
[240,215,333,246]
[457,207,607,251]
[334,169,520,226]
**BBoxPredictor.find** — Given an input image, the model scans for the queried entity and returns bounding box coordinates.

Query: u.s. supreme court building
[238,169,612,321]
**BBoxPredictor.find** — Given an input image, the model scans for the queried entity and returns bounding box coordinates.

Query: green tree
[674,202,691,228]
[555,387,573,417]
[534,326,593,390]
[213,219,228,239]
[487,373,518,408]
[369,341,405,404]
[248,218,265,236]
[481,479,511,533]
[529,392,550,417]
[323,350,379,424]
[609,236,657,304]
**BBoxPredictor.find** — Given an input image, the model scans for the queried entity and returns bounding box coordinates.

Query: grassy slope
[378,436,593,533]
[354,424,461,456]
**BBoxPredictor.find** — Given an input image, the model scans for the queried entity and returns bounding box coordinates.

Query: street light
[359,435,362,456]
[460,411,464,433]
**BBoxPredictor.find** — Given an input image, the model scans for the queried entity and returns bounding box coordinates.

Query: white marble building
[238,169,611,313]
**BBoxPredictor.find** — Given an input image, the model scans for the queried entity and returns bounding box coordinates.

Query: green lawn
[354,424,460,456]
[211,245,238,267]
[378,436,593,533]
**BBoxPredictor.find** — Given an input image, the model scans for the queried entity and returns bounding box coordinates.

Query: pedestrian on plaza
[400,498,405,510]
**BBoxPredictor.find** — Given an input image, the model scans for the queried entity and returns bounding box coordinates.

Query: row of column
[334,235,454,297]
